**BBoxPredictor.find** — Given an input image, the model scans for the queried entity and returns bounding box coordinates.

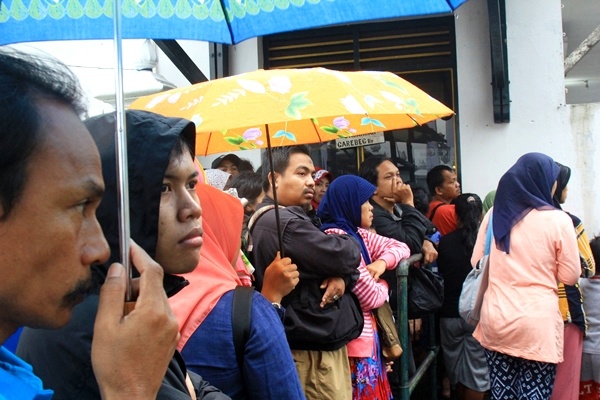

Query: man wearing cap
[212,153,241,176]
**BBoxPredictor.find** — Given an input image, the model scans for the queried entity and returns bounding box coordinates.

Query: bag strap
[428,202,445,222]
[247,205,280,234]
[232,286,254,370]
[246,205,285,252]
[484,213,494,256]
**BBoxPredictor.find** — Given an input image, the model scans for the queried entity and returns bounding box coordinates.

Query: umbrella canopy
[130,67,454,156]
[0,0,470,46]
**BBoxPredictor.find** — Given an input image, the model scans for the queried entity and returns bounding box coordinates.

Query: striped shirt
[323,227,410,358]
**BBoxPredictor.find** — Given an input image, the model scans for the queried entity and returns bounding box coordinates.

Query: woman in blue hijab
[471,153,581,400]
[318,175,410,400]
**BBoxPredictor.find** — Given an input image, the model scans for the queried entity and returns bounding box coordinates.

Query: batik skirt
[349,320,392,400]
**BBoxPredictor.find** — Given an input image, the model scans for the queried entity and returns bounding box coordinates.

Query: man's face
[314,177,330,204]
[375,160,401,200]
[217,159,238,176]
[0,101,109,332]
[436,170,461,201]
[154,151,202,275]
[274,153,315,207]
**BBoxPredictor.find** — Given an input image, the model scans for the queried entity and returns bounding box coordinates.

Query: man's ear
[269,172,281,189]
[267,171,279,190]
[435,186,443,197]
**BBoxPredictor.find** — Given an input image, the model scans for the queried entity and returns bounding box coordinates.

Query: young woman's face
[360,200,374,229]
[560,185,569,204]
[314,177,330,204]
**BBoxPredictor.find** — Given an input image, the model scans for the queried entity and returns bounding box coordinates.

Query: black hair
[229,172,263,211]
[552,162,571,208]
[590,236,600,276]
[169,132,195,160]
[0,47,86,220]
[407,183,431,215]
[260,145,311,193]
[426,164,454,196]
[358,156,392,186]
[454,193,483,253]
[238,158,255,173]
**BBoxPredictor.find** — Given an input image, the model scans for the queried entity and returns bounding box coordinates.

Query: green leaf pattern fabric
[2,0,328,23]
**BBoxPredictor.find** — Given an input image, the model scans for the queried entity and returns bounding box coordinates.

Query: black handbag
[407,265,444,319]
[284,283,364,351]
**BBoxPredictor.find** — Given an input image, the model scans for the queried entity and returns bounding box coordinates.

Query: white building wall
[568,103,600,235]
[455,0,600,233]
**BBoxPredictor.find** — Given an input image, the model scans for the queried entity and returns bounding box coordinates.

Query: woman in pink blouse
[318,175,410,400]
[472,152,580,400]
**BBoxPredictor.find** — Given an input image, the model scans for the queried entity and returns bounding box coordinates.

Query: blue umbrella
[0,0,468,46]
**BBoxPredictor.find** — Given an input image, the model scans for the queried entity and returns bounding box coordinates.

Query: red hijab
[311,167,334,211]
[169,178,244,350]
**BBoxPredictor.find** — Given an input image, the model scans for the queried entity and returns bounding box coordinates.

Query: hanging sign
[335,132,385,149]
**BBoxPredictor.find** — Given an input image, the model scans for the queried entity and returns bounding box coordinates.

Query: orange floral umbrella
[129,67,453,156]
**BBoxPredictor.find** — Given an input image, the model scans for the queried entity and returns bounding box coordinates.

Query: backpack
[231,286,254,400]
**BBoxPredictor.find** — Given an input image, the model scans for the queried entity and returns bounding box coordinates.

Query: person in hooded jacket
[17,110,229,400]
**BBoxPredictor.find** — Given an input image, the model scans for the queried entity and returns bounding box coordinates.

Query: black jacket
[370,201,428,255]
[17,111,228,400]
[251,197,363,351]
[370,201,430,314]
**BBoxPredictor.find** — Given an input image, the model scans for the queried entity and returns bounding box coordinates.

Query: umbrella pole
[112,0,132,301]
[265,126,285,257]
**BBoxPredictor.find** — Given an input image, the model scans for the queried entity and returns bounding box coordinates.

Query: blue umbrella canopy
[0,0,469,46]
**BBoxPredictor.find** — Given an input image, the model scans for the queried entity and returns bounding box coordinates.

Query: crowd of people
[2,47,600,400]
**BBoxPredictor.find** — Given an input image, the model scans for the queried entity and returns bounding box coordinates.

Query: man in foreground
[0,47,179,398]
[358,156,438,398]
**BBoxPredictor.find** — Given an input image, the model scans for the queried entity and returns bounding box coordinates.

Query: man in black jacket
[359,156,438,397]
[17,110,229,400]
[359,156,437,261]
[251,145,362,400]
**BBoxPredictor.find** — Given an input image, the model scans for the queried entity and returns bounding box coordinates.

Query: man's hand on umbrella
[92,240,179,400]
[261,251,299,304]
